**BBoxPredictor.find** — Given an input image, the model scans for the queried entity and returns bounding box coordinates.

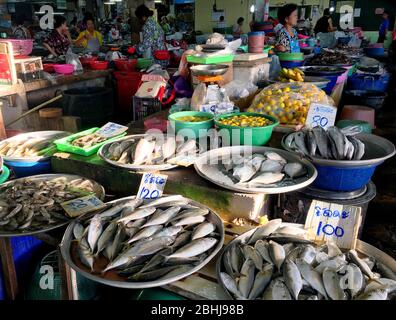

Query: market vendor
[75,18,103,52]
[275,4,300,53]
[42,16,72,57]
[135,4,168,67]
[378,11,390,43]
[233,17,244,39]
[12,15,31,39]
[314,13,337,48]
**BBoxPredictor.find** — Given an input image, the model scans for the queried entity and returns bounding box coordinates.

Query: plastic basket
[136,58,153,69]
[132,96,162,122]
[7,39,33,56]
[186,54,234,65]
[54,127,127,156]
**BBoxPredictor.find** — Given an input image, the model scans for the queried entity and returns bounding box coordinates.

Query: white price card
[61,194,106,218]
[305,103,337,130]
[96,122,128,138]
[137,172,168,200]
[304,200,362,250]
[166,154,198,167]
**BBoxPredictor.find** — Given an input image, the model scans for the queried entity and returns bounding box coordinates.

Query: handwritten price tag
[304,200,362,250]
[305,103,337,130]
[137,172,168,200]
[96,122,128,138]
[61,194,106,218]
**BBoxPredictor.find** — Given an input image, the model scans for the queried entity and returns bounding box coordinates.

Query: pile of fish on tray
[219,151,307,187]
[71,133,107,148]
[220,219,396,300]
[0,177,97,232]
[0,133,66,158]
[308,50,352,65]
[284,126,365,160]
[72,195,220,282]
[103,136,199,166]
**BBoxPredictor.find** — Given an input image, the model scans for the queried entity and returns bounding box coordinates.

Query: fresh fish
[230,244,243,274]
[348,249,375,279]
[169,208,209,222]
[166,237,217,259]
[348,136,365,160]
[77,238,94,271]
[238,259,255,298]
[108,224,125,261]
[262,278,292,300]
[96,222,118,255]
[157,265,195,280]
[87,215,104,252]
[248,264,273,299]
[355,288,388,300]
[364,278,396,294]
[173,215,206,226]
[265,152,286,164]
[139,195,185,209]
[294,132,310,157]
[242,245,263,270]
[274,226,307,237]
[117,264,145,276]
[73,223,85,240]
[248,219,282,244]
[165,256,201,266]
[171,231,192,249]
[247,172,285,186]
[177,139,197,154]
[127,225,163,243]
[326,242,343,258]
[315,256,347,273]
[224,249,236,277]
[283,259,303,300]
[220,272,244,299]
[130,265,181,281]
[98,203,126,219]
[191,222,216,240]
[117,207,157,224]
[283,163,307,179]
[133,139,156,165]
[376,262,396,281]
[327,126,345,160]
[248,155,266,171]
[312,126,329,159]
[259,159,283,173]
[339,263,363,298]
[126,218,146,228]
[361,257,376,270]
[306,131,317,157]
[315,251,330,265]
[162,138,177,160]
[344,135,355,160]
[296,259,328,298]
[151,226,183,239]
[141,206,181,227]
[254,240,273,264]
[323,268,348,300]
[233,164,257,183]
[268,240,285,271]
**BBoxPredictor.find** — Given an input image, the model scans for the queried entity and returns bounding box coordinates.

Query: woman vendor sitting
[275,4,300,53]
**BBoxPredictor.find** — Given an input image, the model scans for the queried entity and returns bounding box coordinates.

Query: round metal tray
[194,146,318,194]
[216,224,396,300]
[0,174,105,237]
[282,132,396,168]
[98,134,203,172]
[0,131,69,163]
[60,195,225,289]
[190,64,229,77]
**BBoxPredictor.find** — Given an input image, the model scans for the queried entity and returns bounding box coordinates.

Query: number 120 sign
[137,172,168,200]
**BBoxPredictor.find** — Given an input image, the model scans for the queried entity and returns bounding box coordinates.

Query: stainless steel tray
[60,195,225,289]
[194,146,317,194]
[0,131,69,163]
[282,132,396,168]
[0,174,105,237]
[216,224,396,300]
[190,64,229,77]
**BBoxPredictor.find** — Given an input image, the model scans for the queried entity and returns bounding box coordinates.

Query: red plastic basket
[43,63,55,73]
[114,59,137,71]
[113,71,143,114]
[80,56,97,67]
[90,60,109,70]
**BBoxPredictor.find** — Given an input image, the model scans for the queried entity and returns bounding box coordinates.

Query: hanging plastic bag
[66,48,83,72]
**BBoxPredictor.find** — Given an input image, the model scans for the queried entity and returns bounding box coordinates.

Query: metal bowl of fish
[98,134,202,171]
[0,131,69,162]
[194,146,317,194]
[0,174,105,237]
[282,127,396,167]
[217,219,396,300]
[60,195,224,289]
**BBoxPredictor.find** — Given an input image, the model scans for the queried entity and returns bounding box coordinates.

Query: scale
[190,64,229,86]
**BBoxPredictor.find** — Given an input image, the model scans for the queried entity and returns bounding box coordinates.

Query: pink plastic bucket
[248,32,265,53]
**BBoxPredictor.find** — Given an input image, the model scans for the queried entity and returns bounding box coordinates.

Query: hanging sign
[137,172,168,200]
[96,122,128,138]
[61,194,106,217]
[305,103,337,130]
[304,200,362,250]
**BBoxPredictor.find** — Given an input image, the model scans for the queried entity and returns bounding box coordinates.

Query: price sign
[304,200,362,250]
[305,103,337,130]
[96,122,128,138]
[137,172,168,200]
[61,194,106,218]
[166,154,198,167]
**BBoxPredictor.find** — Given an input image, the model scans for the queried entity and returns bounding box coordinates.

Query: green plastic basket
[169,111,214,139]
[136,58,154,69]
[215,112,279,146]
[186,54,234,65]
[0,165,10,184]
[54,127,127,157]
[277,52,304,61]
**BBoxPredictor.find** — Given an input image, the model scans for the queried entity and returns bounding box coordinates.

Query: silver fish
[233,164,258,183]
[87,215,104,252]
[254,240,273,264]
[348,136,365,160]
[151,226,183,239]
[242,245,263,270]
[260,159,284,173]
[78,238,94,271]
[166,237,217,259]
[96,222,118,255]
[133,139,156,165]
[162,138,177,160]
[306,131,317,157]
[314,256,347,273]
[248,219,282,244]
[262,277,292,300]
[247,172,284,186]
[327,126,345,159]
[348,249,375,279]
[220,272,244,299]
[191,222,216,240]
[224,249,236,277]
[127,225,163,243]
[296,259,328,298]
[139,195,185,209]
[265,152,286,164]
[269,240,285,271]
[130,266,180,281]
[138,248,174,274]
[326,242,342,258]
[355,288,388,300]
[176,139,197,154]
[283,163,307,179]
[283,259,303,300]
[323,268,347,300]
[165,256,201,266]
[238,259,255,298]
[173,215,206,226]
[157,265,195,280]
[376,262,396,281]
[73,223,85,240]
[364,278,396,294]
[248,264,273,299]
[117,207,157,223]
[170,208,209,222]
[230,244,243,274]
[141,206,181,227]
[108,224,125,261]
[248,155,266,171]
[294,132,310,157]
[312,126,329,158]
[171,231,192,249]
[339,263,363,298]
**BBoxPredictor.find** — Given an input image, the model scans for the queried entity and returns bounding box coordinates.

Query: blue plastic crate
[5,159,52,178]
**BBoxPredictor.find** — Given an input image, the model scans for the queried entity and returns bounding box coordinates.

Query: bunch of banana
[278,68,305,82]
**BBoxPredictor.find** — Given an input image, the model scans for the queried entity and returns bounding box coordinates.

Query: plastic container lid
[336,119,372,134]
[248,31,265,36]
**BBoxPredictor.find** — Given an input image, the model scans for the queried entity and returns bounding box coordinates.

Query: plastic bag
[269,55,281,80]
[223,80,258,100]
[66,48,83,72]
[247,82,334,125]
[191,83,207,111]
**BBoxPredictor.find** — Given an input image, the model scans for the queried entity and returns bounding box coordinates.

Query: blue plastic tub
[364,47,385,58]
[348,72,391,92]
[280,60,304,68]
[5,159,52,178]
[321,75,339,95]
[313,163,379,191]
